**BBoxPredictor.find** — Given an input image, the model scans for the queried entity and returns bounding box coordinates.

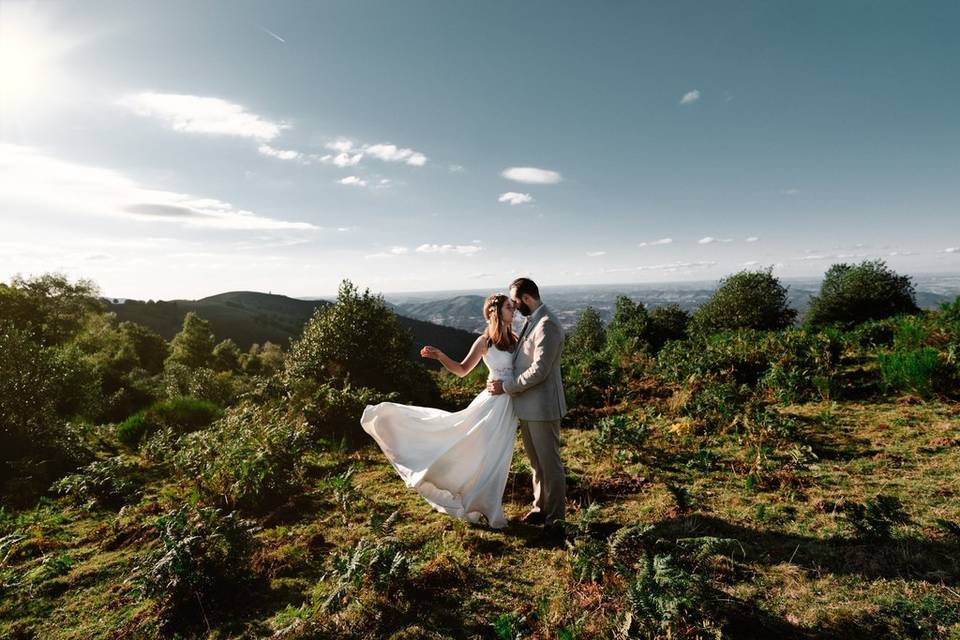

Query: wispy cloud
[257,25,286,43]
[501,167,562,185]
[448,164,465,173]
[638,238,673,247]
[586,251,606,257]
[680,89,701,105]
[257,144,302,161]
[0,143,316,231]
[946,247,959,253]
[338,176,368,187]
[415,244,482,256]
[366,246,410,259]
[604,260,716,274]
[780,188,800,196]
[118,92,288,140]
[698,236,732,244]
[498,192,533,205]
[745,236,759,242]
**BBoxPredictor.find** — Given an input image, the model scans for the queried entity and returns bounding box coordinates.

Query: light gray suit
[502,303,567,525]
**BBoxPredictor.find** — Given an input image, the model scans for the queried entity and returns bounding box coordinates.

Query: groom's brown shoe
[519,509,545,525]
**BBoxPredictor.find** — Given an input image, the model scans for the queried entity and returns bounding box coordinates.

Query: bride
[360,293,519,529]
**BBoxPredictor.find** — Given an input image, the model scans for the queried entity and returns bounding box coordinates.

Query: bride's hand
[420,346,442,360]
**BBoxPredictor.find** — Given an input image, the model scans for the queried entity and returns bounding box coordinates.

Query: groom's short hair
[510,277,540,300]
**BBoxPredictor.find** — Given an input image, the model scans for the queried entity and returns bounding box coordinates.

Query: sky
[1,0,958,299]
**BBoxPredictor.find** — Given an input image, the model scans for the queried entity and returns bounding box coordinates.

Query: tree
[647,304,691,353]
[606,296,650,354]
[119,321,169,374]
[284,280,437,403]
[568,306,607,354]
[689,268,797,336]
[166,312,215,369]
[806,259,919,329]
[212,338,242,373]
[0,272,103,346]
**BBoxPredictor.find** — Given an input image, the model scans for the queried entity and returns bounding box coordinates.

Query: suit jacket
[503,303,568,421]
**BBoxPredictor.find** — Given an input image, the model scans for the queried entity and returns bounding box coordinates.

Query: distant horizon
[96,268,960,303]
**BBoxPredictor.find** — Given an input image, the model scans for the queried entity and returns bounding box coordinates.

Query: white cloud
[498,192,533,205]
[604,260,716,274]
[698,237,732,244]
[741,260,758,266]
[325,139,356,153]
[586,251,606,257]
[366,245,410,259]
[364,143,427,166]
[118,92,288,140]
[946,247,959,253]
[448,164,465,173]
[338,176,368,187]
[680,90,701,105]
[0,143,317,231]
[501,167,562,185]
[780,188,800,196]
[745,236,759,242]
[638,238,673,247]
[257,144,302,161]
[415,244,483,256]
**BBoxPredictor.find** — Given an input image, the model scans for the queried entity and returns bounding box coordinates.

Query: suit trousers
[518,419,566,525]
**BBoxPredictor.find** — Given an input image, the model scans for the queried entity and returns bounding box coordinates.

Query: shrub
[117,397,223,448]
[51,456,141,509]
[174,402,311,512]
[318,510,410,613]
[562,350,618,409]
[284,280,438,405]
[647,304,690,353]
[621,553,715,638]
[130,504,255,625]
[590,414,648,464]
[806,259,919,329]
[688,268,797,337]
[299,382,397,443]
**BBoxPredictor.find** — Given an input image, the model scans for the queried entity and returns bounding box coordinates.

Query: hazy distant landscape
[383,273,960,334]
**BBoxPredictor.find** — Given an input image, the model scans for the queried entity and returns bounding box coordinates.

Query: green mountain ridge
[105,290,478,367]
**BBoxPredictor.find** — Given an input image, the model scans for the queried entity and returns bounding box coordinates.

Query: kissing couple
[360,277,568,541]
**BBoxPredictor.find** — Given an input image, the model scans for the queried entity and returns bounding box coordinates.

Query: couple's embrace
[360,277,567,539]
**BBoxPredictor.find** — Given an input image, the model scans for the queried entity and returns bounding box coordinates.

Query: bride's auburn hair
[483,293,517,352]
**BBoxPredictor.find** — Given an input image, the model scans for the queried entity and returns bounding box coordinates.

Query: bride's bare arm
[421,334,488,378]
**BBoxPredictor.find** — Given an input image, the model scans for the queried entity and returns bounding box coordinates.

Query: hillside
[106,291,479,367]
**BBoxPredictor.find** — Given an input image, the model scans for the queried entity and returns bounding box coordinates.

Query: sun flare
[0,6,67,115]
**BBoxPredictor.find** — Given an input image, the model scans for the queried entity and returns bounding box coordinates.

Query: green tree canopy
[606,296,650,354]
[689,268,797,336]
[806,259,919,329]
[568,306,607,354]
[0,273,103,346]
[166,312,216,369]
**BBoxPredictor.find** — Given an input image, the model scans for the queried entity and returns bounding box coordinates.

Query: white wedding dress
[360,345,518,529]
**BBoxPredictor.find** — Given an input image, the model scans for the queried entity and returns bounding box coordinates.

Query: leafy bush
[117,397,223,448]
[51,456,141,509]
[568,503,607,583]
[284,280,438,404]
[0,273,103,347]
[131,504,255,625]
[0,323,93,497]
[688,268,797,337]
[174,402,311,512]
[590,414,648,464]
[806,259,919,329]
[647,304,690,354]
[562,350,618,409]
[299,382,397,443]
[621,553,715,638]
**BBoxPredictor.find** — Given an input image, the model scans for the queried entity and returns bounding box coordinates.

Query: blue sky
[1,0,958,298]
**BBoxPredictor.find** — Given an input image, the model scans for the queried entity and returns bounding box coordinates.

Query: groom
[487,277,567,538]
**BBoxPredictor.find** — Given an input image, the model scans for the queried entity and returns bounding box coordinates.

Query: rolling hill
[105,291,479,368]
